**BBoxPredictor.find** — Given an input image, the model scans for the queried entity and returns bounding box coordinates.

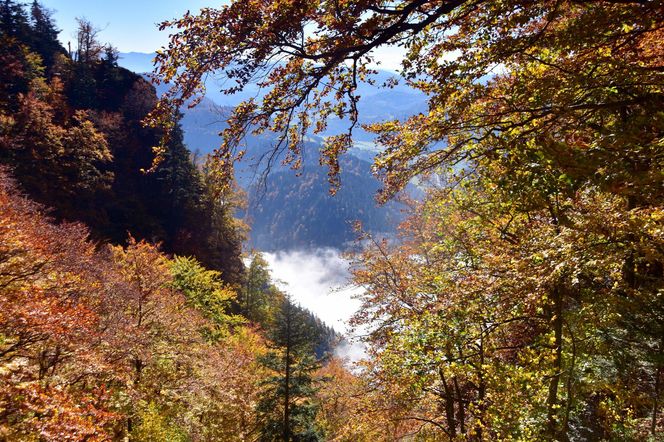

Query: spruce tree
[0,0,30,40]
[257,296,324,441]
[29,1,62,69]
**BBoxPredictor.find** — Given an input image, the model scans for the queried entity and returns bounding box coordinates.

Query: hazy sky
[41,0,404,71]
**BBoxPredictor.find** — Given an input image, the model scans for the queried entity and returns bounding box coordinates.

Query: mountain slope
[245,155,405,251]
[121,52,417,251]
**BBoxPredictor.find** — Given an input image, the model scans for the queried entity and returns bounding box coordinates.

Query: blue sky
[42,0,221,53]
[41,0,404,70]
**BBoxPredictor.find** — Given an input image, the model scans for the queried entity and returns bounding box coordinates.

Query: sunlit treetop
[148,0,663,200]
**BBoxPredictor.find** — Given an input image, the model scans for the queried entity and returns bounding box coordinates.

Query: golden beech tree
[108,239,272,441]
[315,356,424,441]
[350,179,663,439]
[149,0,662,196]
[108,238,208,436]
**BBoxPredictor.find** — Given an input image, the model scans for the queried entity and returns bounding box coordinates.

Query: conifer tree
[29,1,62,69]
[0,0,29,40]
[257,297,324,442]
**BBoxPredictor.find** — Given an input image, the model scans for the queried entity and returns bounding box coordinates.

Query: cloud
[334,339,367,363]
[262,248,367,361]
[263,248,361,333]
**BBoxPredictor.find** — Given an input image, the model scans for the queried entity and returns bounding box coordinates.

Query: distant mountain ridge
[119,52,423,251]
[119,51,428,134]
[245,155,406,251]
[118,52,157,74]
[175,98,409,252]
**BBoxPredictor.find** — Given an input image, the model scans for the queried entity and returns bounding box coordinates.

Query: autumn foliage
[2,0,663,439]
[153,0,663,439]
[0,170,268,440]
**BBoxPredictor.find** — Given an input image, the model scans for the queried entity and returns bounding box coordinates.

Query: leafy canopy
[149,0,663,199]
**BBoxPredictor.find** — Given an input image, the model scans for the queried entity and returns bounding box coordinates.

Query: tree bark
[283,306,292,441]
[546,285,565,441]
[652,340,663,436]
[439,367,457,438]
[454,375,466,435]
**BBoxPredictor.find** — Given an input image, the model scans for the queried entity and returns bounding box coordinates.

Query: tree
[1,8,309,440]
[349,176,664,439]
[257,296,324,441]
[1,84,113,213]
[0,167,273,441]
[149,0,663,195]
[68,18,103,108]
[151,3,663,437]
[0,35,31,107]
[0,0,30,40]
[191,326,270,441]
[108,238,266,440]
[74,17,102,64]
[0,170,123,440]
[1,4,247,289]
[29,1,62,70]
[241,252,284,327]
[102,44,119,67]
[170,255,243,341]
[0,0,39,105]
[315,357,417,441]
[197,160,247,284]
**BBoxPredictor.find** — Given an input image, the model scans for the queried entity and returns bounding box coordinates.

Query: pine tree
[0,0,30,40]
[257,297,324,441]
[29,1,62,69]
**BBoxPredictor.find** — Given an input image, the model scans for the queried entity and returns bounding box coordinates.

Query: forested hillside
[0,0,244,282]
[0,168,336,440]
[150,0,664,440]
[1,0,663,441]
[246,153,403,250]
[151,82,408,252]
[0,2,340,440]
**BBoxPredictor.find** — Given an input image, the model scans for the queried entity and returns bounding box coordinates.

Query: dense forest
[1,0,663,441]
[165,96,408,252]
[0,2,337,440]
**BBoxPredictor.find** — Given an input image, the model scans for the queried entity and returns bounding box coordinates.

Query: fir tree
[0,0,30,40]
[257,297,324,442]
[29,1,62,69]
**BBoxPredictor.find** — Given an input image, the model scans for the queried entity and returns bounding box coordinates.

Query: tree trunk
[546,285,565,441]
[439,367,457,438]
[652,340,663,436]
[283,307,292,441]
[454,376,466,435]
[475,333,486,441]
